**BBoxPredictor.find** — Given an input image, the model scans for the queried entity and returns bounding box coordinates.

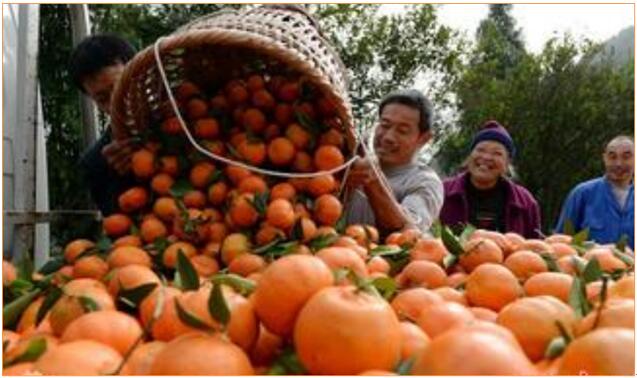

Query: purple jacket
[439,172,542,238]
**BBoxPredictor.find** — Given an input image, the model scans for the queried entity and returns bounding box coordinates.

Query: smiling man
[555,135,634,248]
[344,89,444,234]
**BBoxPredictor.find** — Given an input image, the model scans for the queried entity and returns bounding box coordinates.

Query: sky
[380,3,635,53]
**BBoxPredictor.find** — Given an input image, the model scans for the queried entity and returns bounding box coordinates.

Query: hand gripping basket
[110,5,358,179]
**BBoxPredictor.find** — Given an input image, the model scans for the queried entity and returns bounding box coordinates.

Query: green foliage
[436,5,634,234]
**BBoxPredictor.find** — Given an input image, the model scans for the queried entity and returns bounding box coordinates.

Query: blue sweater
[555,177,634,249]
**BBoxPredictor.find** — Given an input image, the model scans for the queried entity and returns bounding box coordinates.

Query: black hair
[68,34,137,92]
[378,89,434,133]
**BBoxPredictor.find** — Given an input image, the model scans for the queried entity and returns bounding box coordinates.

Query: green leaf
[36,286,63,326]
[371,245,406,257]
[371,277,397,300]
[95,235,113,253]
[118,283,158,307]
[582,257,603,283]
[615,234,629,252]
[176,249,199,291]
[266,346,307,375]
[332,268,350,284]
[9,279,34,296]
[334,213,347,234]
[395,356,416,375]
[555,320,573,343]
[253,237,284,255]
[174,298,211,331]
[3,289,41,328]
[254,241,298,259]
[78,296,99,312]
[208,283,230,327]
[441,226,464,256]
[37,257,65,275]
[430,219,442,238]
[249,191,270,216]
[571,228,590,246]
[459,224,477,243]
[540,253,562,273]
[295,110,321,136]
[544,336,567,359]
[563,219,575,236]
[210,274,256,297]
[572,256,587,276]
[3,337,47,367]
[290,219,304,241]
[169,179,194,198]
[306,234,335,252]
[16,254,34,281]
[443,254,458,270]
[612,250,634,269]
[388,255,411,277]
[568,276,591,318]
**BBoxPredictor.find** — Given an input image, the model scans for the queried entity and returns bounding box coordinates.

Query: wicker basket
[110,5,355,152]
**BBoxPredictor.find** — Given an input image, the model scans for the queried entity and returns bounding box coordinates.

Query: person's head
[68,34,136,114]
[374,89,434,168]
[465,120,516,189]
[603,135,634,187]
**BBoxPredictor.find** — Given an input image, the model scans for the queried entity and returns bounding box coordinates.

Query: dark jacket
[79,131,135,215]
[440,172,542,238]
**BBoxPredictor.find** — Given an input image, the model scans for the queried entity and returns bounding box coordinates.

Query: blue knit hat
[470,120,516,158]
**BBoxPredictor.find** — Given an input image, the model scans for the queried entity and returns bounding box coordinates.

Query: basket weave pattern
[110,6,353,144]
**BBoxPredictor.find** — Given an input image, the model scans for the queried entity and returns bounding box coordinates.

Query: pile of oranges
[2,71,635,375]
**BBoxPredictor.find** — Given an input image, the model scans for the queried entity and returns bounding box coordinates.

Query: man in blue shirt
[555,135,634,249]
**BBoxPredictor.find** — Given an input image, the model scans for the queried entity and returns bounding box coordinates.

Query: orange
[459,237,503,272]
[250,323,284,367]
[446,272,467,288]
[225,165,252,186]
[255,225,285,246]
[131,148,156,179]
[113,234,142,248]
[63,239,95,263]
[2,362,37,375]
[162,241,197,269]
[150,173,175,195]
[228,253,266,277]
[153,197,179,221]
[138,286,183,341]
[314,145,345,172]
[229,193,259,228]
[270,182,296,201]
[294,285,402,375]
[399,321,430,360]
[293,151,315,172]
[266,199,295,230]
[221,233,252,265]
[159,155,179,176]
[207,181,228,206]
[609,275,634,299]
[410,327,537,375]
[189,161,216,189]
[276,81,300,102]
[558,328,634,375]
[274,103,293,125]
[193,117,219,139]
[306,174,337,196]
[186,98,208,120]
[161,116,182,135]
[496,295,576,361]
[2,259,17,286]
[545,234,573,244]
[189,254,220,278]
[107,246,151,269]
[409,238,447,264]
[242,108,267,133]
[140,216,167,243]
[106,264,161,297]
[313,194,342,226]
[175,81,200,101]
[557,255,588,275]
[61,310,142,355]
[238,175,267,194]
[316,246,368,278]
[550,242,578,258]
[267,137,296,166]
[209,94,229,112]
[367,256,391,275]
[237,140,267,166]
[465,263,522,311]
[469,307,498,322]
[102,213,133,237]
[416,301,475,339]
[503,250,548,281]
[519,239,554,254]
[395,260,446,289]
[319,128,345,149]
[433,287,468,306]
[119,341,166,375]
[34,340,122,375]
[469,230,515,257]
[72,255,108,280]
[182,189,207,208]
[252,89,275,110]
[252,254,334,337]
[390,288,443,322]
[246,74,265,91]
[118,186,148,213]
[149,333,254,375]
[523,271,573,303]
[285,123,312,150]
[575,299,634,336]
[504,232,526,250]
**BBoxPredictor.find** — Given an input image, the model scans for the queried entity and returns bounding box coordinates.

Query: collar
[448,172,525,208]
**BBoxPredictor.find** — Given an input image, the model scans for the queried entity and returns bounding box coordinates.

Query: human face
[374,103,430,168]
[81,63,125,114]
[603,138,634,187]
[467,140,509,189]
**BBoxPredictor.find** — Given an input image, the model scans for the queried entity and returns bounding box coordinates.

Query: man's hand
[102,138,137,176]
[345,158,380,189]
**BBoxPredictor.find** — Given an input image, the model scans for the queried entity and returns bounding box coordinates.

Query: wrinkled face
[81,63,125,114]
[374,103,430,168]
[604,138,634,185]
[467,140,509,186]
